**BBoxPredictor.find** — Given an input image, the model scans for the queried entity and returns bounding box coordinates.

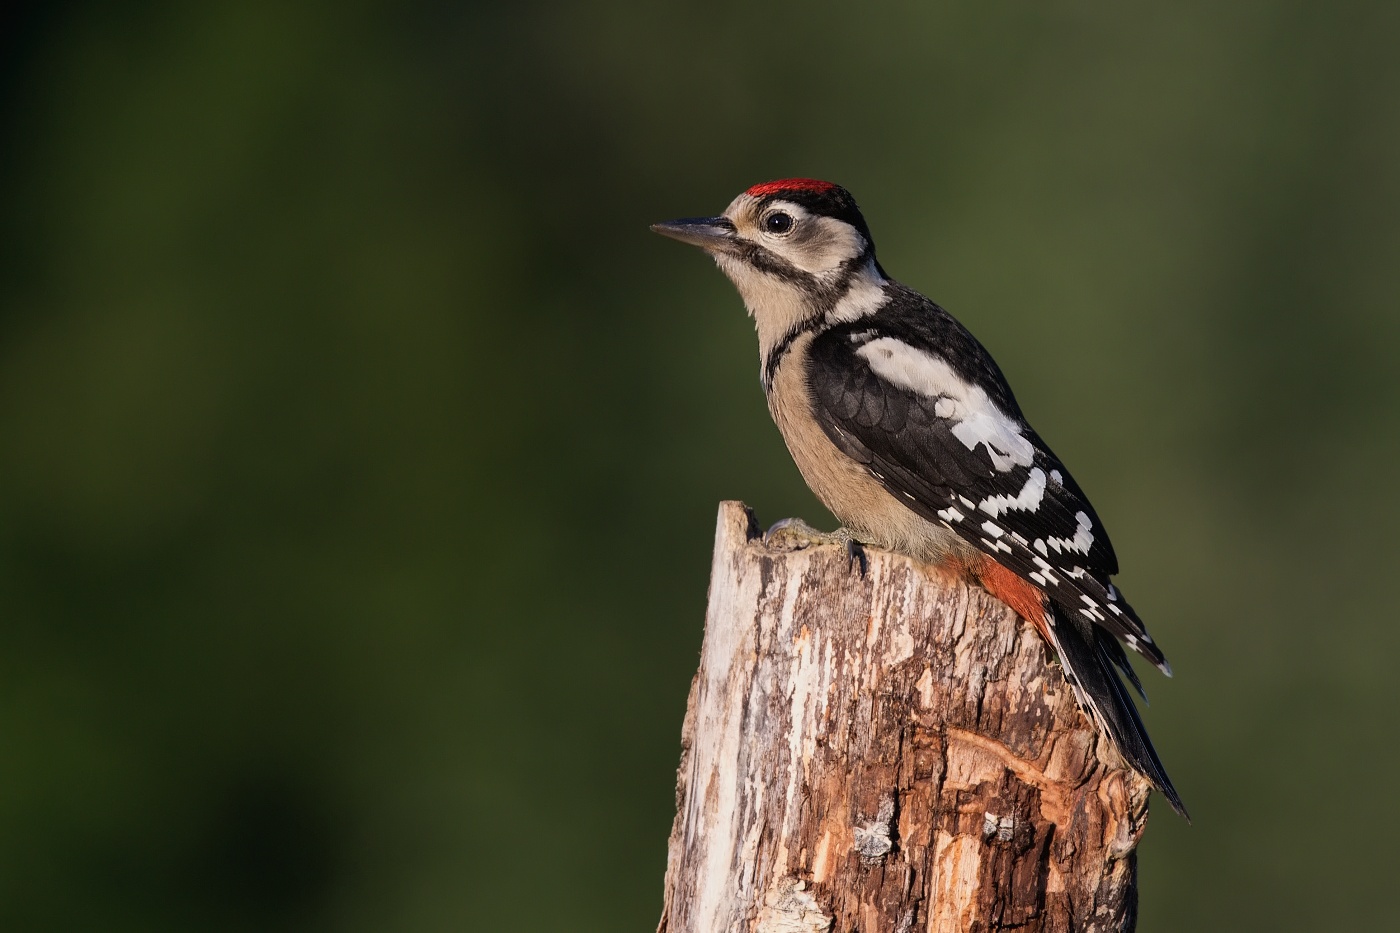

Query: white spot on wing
[1046,512,1095,555]
[1031,555,1058,585]
[979,468,1047,517]
[856,338,1034,471]
[937,506,965,523]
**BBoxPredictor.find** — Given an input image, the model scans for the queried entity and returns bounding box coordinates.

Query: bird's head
[652,179,887,353]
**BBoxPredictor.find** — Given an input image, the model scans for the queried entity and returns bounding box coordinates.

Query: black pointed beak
[650,216,737,251]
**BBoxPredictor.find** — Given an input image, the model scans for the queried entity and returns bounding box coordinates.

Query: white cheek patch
[759,203,866,274]
[856,339,1034,471]
[799,215,867,271]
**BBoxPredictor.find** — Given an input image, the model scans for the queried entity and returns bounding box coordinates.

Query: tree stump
[657,502,1151,933]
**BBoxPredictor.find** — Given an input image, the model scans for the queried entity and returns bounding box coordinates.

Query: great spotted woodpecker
[653,178,1187,818]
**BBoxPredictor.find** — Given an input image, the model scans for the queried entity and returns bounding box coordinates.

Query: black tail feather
[1049,605,1189,820]
[1098,628,1148,703]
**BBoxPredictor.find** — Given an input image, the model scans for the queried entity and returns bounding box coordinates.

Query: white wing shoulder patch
[856,338,1033,471]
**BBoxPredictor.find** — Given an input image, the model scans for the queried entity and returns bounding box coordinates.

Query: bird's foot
[763,517,829,550]
[763,519,868,576]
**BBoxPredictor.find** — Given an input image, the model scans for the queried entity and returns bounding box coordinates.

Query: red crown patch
[744,178,838,198]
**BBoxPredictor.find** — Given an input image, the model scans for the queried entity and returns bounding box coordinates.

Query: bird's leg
[763,518,868,576]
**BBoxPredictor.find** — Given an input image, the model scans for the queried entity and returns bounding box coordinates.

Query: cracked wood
[657,502,1151,933]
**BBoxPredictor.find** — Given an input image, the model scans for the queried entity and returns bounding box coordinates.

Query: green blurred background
[2,2,1397,930]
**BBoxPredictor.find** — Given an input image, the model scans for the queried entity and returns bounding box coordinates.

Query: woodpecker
[652,178,1186,818]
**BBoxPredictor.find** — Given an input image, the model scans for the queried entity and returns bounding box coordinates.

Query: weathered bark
[657,502,1151,933]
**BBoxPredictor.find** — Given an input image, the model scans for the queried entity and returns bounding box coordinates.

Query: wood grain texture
[657,502,1151,933]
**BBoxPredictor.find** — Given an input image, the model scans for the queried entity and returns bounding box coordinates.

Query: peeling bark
[658,502,1150,933]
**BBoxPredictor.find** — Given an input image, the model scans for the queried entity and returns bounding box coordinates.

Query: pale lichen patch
[981,811,1016,842]
[754,877,832,933]
[853,795,897,863]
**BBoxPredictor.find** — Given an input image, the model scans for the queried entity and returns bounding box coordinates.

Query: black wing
[807,284,1169,673]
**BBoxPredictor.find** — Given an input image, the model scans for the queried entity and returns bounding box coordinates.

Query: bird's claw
[844,537,868,577]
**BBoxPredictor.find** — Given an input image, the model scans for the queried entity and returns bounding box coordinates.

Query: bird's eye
[763,212,794,235]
